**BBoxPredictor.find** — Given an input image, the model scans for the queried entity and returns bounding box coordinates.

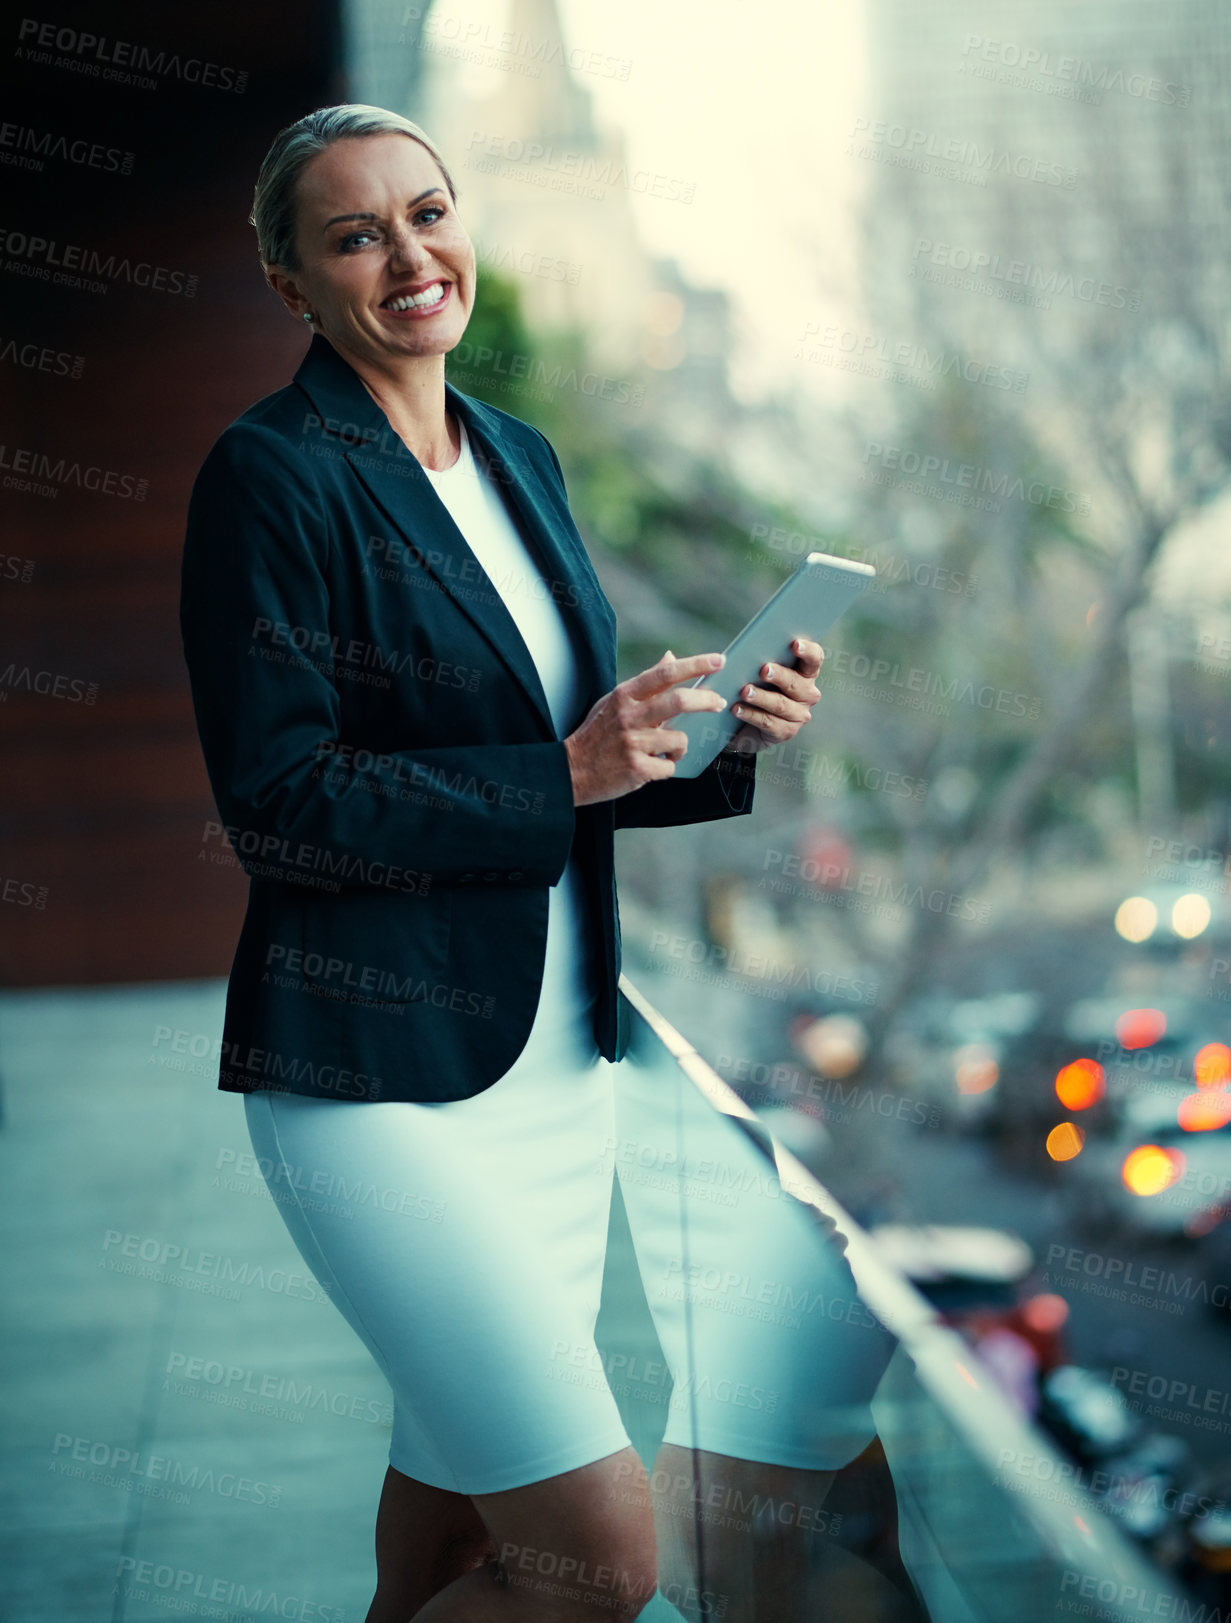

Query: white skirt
[243,868,890,1493]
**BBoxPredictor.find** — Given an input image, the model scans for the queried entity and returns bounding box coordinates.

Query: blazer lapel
[292,335,612,734]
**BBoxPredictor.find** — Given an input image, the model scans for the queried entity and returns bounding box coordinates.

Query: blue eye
[336,204,447,252]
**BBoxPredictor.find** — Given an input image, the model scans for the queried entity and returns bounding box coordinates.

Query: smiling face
[267,132,475,373]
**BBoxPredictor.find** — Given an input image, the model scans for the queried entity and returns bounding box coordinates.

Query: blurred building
[856,0,1231,838]
[416,0,739,422]
[420,0,650,365]
[860,0,1221,293]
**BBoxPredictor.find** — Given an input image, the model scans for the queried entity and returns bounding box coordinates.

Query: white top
[422,417,598,1071]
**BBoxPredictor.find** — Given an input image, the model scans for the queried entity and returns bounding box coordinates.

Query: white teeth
[385,283,446,312]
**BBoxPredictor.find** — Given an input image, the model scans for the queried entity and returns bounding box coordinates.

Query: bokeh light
[796,1014,867,1079]
[955,1043,999,1095]
[1186,1205,1231,1239]
[1121,1144,1184,1196]
[1172,893,1212,938]
[1194,1043,1231,1089]
[1046,1122,1085,1161]
[1177,1091,1231,1132]
[1020,1294,1070,1333]
[1055,1058,1105,1111]
[1115,897,1157,942]
[1116,1008,1167,1050]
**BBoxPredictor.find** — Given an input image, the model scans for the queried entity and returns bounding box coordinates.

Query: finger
[640,687,728,728]
[624,650,725,702]
[732,684,812,726]
[728,709,800,745]
[757,659,820,706]
[790,637,825,679]
[634,725,689,762]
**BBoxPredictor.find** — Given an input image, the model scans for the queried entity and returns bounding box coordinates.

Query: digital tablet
[669,551,876,778]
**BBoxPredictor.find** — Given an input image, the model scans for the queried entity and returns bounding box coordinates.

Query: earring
[303,310,314,323]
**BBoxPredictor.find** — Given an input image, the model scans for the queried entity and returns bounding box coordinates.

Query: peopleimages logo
[760,848,992,924]
[466,130,696,204]
[822,647,1042,720]
[400,6,633,82]
[1111,1366,1231,1429]
[847,115,1077,189]
[0,662,98,702]
[648,929,879,1007]
[863,441,1090,515]
[165,1349,395,1426]
[0,226,197,296]
[448,341,644,405]
[912,239,1141,312]
[0,442,147,499]
[15,18,248,93]
[959,34,1191,107]
[0,120,135,174]
[795,318,1028,394]
[0,335,85,378]
[51,1433,280,1507]
[113,1559,343,1622]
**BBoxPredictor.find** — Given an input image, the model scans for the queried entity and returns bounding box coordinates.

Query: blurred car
[1040,1363,1142,1461]
[1070,1105,1231,1241]
[1038,1366,1195,1544]
[1112,883,1231,956]
[869,1223,1035,1316]
[1193,1205,1231,1315]
[867,1223,1071,1411]
[1161,1462,1231,1606]
[1061,995,1229,1117]
[1015,997,1231,1192]
[883,989,1042,1130]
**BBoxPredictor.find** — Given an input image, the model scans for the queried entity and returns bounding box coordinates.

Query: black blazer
[180,333,756,1104]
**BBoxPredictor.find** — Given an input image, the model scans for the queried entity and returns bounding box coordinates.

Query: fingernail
[711,653,725,668]
[764,663,775,678]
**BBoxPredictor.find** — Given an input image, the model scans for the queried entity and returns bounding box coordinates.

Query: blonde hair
[251,103,458,271]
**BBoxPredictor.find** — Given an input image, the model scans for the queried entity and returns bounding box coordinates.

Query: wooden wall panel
[0,1,346,983]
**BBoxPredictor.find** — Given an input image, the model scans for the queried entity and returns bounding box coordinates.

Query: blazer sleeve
[614,747,756,828]
[528,425,759,834]
[180,421,577,892]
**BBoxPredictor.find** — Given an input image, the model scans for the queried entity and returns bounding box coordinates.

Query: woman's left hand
[723,636,824,755]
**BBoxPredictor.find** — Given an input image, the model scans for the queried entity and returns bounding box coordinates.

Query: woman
[180,104,884,1623]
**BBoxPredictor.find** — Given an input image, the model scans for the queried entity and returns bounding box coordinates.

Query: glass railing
[604,976,1198,1622]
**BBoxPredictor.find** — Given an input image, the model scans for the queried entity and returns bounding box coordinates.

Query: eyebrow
[323,188,445,230]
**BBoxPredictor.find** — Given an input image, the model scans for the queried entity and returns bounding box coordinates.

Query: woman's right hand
[563,650,728,806]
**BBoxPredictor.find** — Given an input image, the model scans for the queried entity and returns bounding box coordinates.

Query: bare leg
[365,1466,499,1622]
[406,1446,657,1621]
[649,1441,927,1622]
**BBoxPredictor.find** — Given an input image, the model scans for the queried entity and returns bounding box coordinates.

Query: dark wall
[0,2,346,982]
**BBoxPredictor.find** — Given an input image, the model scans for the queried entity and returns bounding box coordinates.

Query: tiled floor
[0,982,385,1620]
[0,981,679,1622]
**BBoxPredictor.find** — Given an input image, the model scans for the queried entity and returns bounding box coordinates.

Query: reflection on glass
[598,989,924,1621]
[597,985,1197,1622]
